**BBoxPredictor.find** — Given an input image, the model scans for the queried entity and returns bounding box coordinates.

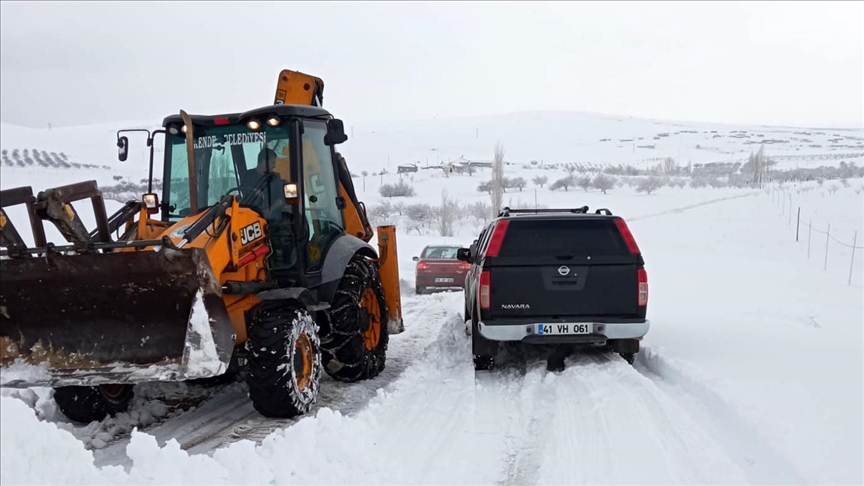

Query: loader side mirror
[117,136,129,162]
[324,119,348,146]
[456,248,472,263]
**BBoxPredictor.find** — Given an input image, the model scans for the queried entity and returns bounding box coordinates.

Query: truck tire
[245,302,321,418]
[53,384,134,423]
[322,255,389,382]
[471,312,497,371]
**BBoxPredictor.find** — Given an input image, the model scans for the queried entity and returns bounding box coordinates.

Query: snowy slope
[1,115,863,485]
[3,110,863,193]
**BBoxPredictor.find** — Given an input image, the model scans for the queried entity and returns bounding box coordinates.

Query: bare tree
[663,157,679,175]
[406,203,434,233]
[576,175,592,192]
[491,142,505,217]
[592,174,616,194]
[510,177,527,192]
[477,180,492,194]
[636,176,663,194]
[379,180,415,198]
[550,176,574,191]
[532,175,548,188]
[468,201,491,224]
[437,189,457,237]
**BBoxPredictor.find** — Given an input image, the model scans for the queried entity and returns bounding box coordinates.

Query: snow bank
[0,396,127,485]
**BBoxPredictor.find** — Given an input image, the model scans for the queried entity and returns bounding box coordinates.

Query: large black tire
[471,311,498,371]
[321,255,389,382]
[244,302,322,418]
[53,384,134,423]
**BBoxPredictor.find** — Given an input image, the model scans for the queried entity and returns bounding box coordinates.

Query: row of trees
[367,195,493,236]
[1,148,106,170]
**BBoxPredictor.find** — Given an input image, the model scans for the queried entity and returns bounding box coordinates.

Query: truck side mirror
[117,136,129,162]
[324,118,348,146]
[456,248,472,263]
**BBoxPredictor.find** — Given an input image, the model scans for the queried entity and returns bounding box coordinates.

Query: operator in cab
[241,147,287,219]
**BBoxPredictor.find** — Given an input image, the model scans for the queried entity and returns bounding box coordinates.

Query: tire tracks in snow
[480,345,803,485]
[633,347,808,484]
[475,361,555,486]
[94,293,456,468]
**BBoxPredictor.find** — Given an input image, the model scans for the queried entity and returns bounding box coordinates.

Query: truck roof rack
[497,206,615,217]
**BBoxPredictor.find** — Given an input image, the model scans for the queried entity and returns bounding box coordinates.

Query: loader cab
[159,104,349,284]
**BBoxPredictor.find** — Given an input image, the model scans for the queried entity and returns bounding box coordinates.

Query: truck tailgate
[490,262,640,318]
[485,217,645,320]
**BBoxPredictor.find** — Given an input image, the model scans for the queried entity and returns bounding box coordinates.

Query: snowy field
[1,116,863,485]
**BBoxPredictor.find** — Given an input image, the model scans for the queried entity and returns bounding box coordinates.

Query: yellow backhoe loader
[0,69,404,422]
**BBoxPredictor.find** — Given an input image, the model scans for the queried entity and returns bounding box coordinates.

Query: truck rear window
[497,219,629,257]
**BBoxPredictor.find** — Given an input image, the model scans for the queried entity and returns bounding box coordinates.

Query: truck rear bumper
[478,319,650,343]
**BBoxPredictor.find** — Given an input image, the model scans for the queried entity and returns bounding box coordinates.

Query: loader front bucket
[0,248,236,388]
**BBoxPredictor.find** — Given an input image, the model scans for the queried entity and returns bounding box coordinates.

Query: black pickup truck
[457,206,650,371]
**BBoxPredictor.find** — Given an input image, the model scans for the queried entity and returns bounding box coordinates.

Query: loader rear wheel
[245,302,322,418]
[322,255,389,382]
[53,384,134,424]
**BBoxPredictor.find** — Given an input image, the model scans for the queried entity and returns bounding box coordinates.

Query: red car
[413,245,470,294]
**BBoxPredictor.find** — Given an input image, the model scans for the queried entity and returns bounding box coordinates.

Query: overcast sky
[1,1,861,129]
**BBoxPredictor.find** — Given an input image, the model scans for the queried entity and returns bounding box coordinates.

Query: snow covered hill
[1,113,862,485]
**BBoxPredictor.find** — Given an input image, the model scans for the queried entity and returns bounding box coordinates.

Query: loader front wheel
[322,255,389,382]
[53,384,134,424]
[245,302,322,418]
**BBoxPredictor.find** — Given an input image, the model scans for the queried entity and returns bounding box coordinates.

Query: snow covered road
[2,186,862,485]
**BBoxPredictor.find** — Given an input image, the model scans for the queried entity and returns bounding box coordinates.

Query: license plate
[536,323,592,335]
[435,278,454,283]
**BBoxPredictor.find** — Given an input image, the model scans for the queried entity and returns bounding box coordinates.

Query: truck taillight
[485,220,510,257]
[638,268,648,306]
[480,270,491,309]
[615,218,641,255]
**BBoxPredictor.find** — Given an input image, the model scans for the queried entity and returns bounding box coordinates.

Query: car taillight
[485,220,510,257]
[417,262,429,270]
[638,268,648,306]
[615,218,641,255]
[479,270,491,309]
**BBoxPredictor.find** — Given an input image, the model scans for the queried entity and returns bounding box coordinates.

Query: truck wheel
[322,255,389,382]
[245,302,321,418]
[471,312,497,371]
[53,384,134,423]
[473,355,495,371]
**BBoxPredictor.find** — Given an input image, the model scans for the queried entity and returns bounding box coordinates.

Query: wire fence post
[808,221,812,258]
[850,231,858,286]
[796,208,801,242]
[824,223,831,271]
